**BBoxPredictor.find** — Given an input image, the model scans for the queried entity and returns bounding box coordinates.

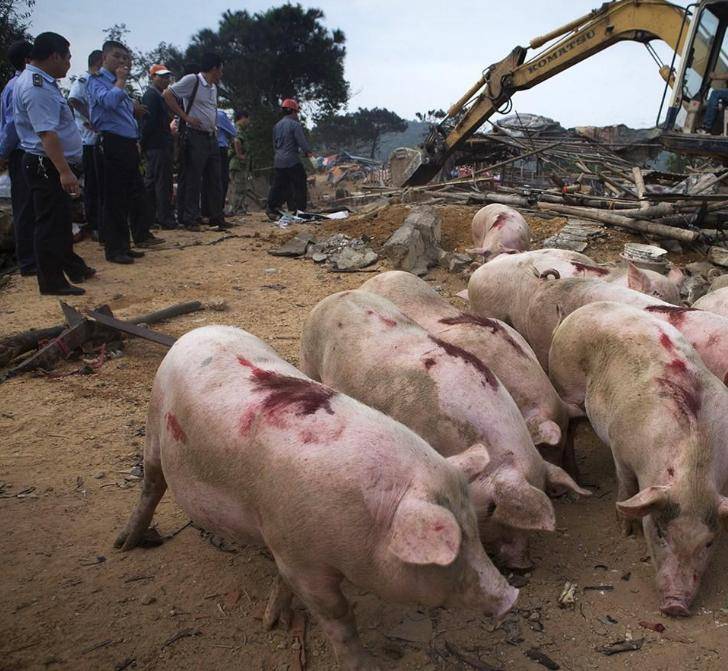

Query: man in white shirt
[163,52,226,230]
[68,49,103,240]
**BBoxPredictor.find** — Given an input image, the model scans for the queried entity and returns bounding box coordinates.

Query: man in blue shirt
[266,98,311,219]
[87,40,161,264]
[201,108,236,219]
[14,32,94,296]
[68,49,103,241]
[0,40,36,276]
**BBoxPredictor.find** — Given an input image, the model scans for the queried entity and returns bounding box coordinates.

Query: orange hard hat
[281,98,300,112]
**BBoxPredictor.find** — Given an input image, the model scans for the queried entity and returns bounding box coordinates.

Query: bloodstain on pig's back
[491,213,509,229]
[439,314,527,357]
[428,336,499,390]
[238,356,336,417]
[165,412,188,443]
[645,305,697,328]
[570,261,609,277]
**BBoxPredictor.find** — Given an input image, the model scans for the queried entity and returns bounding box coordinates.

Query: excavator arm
[401,0,689,186]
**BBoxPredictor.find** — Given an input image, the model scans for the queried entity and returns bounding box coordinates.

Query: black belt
[188,127,216,137]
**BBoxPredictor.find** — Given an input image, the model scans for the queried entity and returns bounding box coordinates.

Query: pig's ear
[627,263,651,293]
[455,289,469,301]
[718,497,728,530]
[389,498,462,566]
[527,418,561,447]
[492,474,556,532]
[543,462,591,498]
[447,443,490,482]
[616,485,669,519]
[668,267,685,286]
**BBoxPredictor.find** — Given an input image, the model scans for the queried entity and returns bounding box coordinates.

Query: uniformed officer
[68,49,103,241]
[266,98,311,219]
[87,40,161,264]
[13,32,94,296]
[0,40,36,276]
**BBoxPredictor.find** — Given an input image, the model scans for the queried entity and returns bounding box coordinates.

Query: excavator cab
[661,0,728,156]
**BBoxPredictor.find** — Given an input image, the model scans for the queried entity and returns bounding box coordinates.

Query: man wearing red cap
[266,98,311,219]
[141,64,175,229]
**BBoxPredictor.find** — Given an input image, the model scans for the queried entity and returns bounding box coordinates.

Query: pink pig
[360,271,570,461]
[301,290,588,570]
[549,302,728,617]
[693,286,728,318]
[115,326,518,670]
[470,204,530,259]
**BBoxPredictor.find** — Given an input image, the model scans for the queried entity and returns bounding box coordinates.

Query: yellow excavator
[396,0,728,187]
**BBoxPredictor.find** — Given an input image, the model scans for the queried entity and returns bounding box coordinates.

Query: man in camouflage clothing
[227,110,250,214]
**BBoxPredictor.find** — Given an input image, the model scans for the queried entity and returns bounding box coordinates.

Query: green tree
[0,0,34,86]
[312,107,408,158]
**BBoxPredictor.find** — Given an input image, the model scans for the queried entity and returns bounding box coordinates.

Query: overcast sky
[31,0,690,128]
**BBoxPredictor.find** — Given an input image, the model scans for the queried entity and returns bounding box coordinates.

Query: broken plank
[87,310,176,348]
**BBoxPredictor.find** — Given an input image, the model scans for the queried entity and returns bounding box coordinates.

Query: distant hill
[377,120,430,162]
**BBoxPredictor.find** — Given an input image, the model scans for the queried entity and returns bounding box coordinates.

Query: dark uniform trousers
[81,143,103,233]
[181,129,223,227]
[201,146,229,217]
[8,148,36,273]
[99,132,150,258]
[22,154,88,291]
[268,163,307,213]
[144,140,175,228]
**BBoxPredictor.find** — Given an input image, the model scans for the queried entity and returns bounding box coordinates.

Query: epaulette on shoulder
[79,76,87,83]
[32,73,43,87]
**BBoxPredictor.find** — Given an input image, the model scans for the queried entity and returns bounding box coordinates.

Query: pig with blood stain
[459,248,682,304]
[114,326,518,671]
[360,270,570,462]
[467,254,728,385]
[469,204,531,259]
[548,302,728,617]
[300,290,588,571]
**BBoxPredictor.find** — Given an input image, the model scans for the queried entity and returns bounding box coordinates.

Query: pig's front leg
[614,461,640,537]
[264,574,294,630]
[278,563,380,671]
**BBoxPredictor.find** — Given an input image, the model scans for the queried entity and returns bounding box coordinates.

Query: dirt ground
[1,207,727,671]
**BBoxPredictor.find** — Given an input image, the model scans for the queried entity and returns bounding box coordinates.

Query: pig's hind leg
[114,430,167,551]
[264,573,295,630]
[614,461,641,537]
[275,560,380,671]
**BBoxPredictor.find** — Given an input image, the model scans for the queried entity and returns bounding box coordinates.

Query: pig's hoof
[661,599,690,618]
[113,531,128,549]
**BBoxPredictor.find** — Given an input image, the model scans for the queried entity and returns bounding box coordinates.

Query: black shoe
[41,284,85,296]
[136,234,165,247]
[183,224,201,232]
[160,223,178,230]
[107,254,134,264]
[67,266,97,283]
[20,268,37,277]
[127,249,145,258]
[211,220,232,230]
[265,209,279,221]
[90,231,100,242]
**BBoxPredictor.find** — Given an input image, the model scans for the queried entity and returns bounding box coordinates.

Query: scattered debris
[639,621,666,633]
[387,611,433,643]
[161,627,202,648]
[558,581,578,608]
[268,232,316,257]
[439,640,502,671]
[381,206,445,275]
[525,647,560,670]
[583,585,614,591]
[542,219,607,252]
[597,638,645,655]
[499,614,523,645]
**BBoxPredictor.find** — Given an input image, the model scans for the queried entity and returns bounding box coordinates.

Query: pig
[710,274,728,292]
[549,302,728,616]
[693,286,728,318]
[458,250,681,304]
[115,326,518,670]
[300,290,588,569]
[360,270,570,460]
[469,204,530,259]
[468,260,728,384]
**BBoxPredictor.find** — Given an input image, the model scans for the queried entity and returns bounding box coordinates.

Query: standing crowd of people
[0,32,312,296]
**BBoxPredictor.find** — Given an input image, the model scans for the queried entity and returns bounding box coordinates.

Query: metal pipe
[529,2,609,49]
[447,74,487,117]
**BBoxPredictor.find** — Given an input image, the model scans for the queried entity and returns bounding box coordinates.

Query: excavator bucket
[389,147,424,187]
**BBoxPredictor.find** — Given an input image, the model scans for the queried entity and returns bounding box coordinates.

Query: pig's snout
[660,597,691,618]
